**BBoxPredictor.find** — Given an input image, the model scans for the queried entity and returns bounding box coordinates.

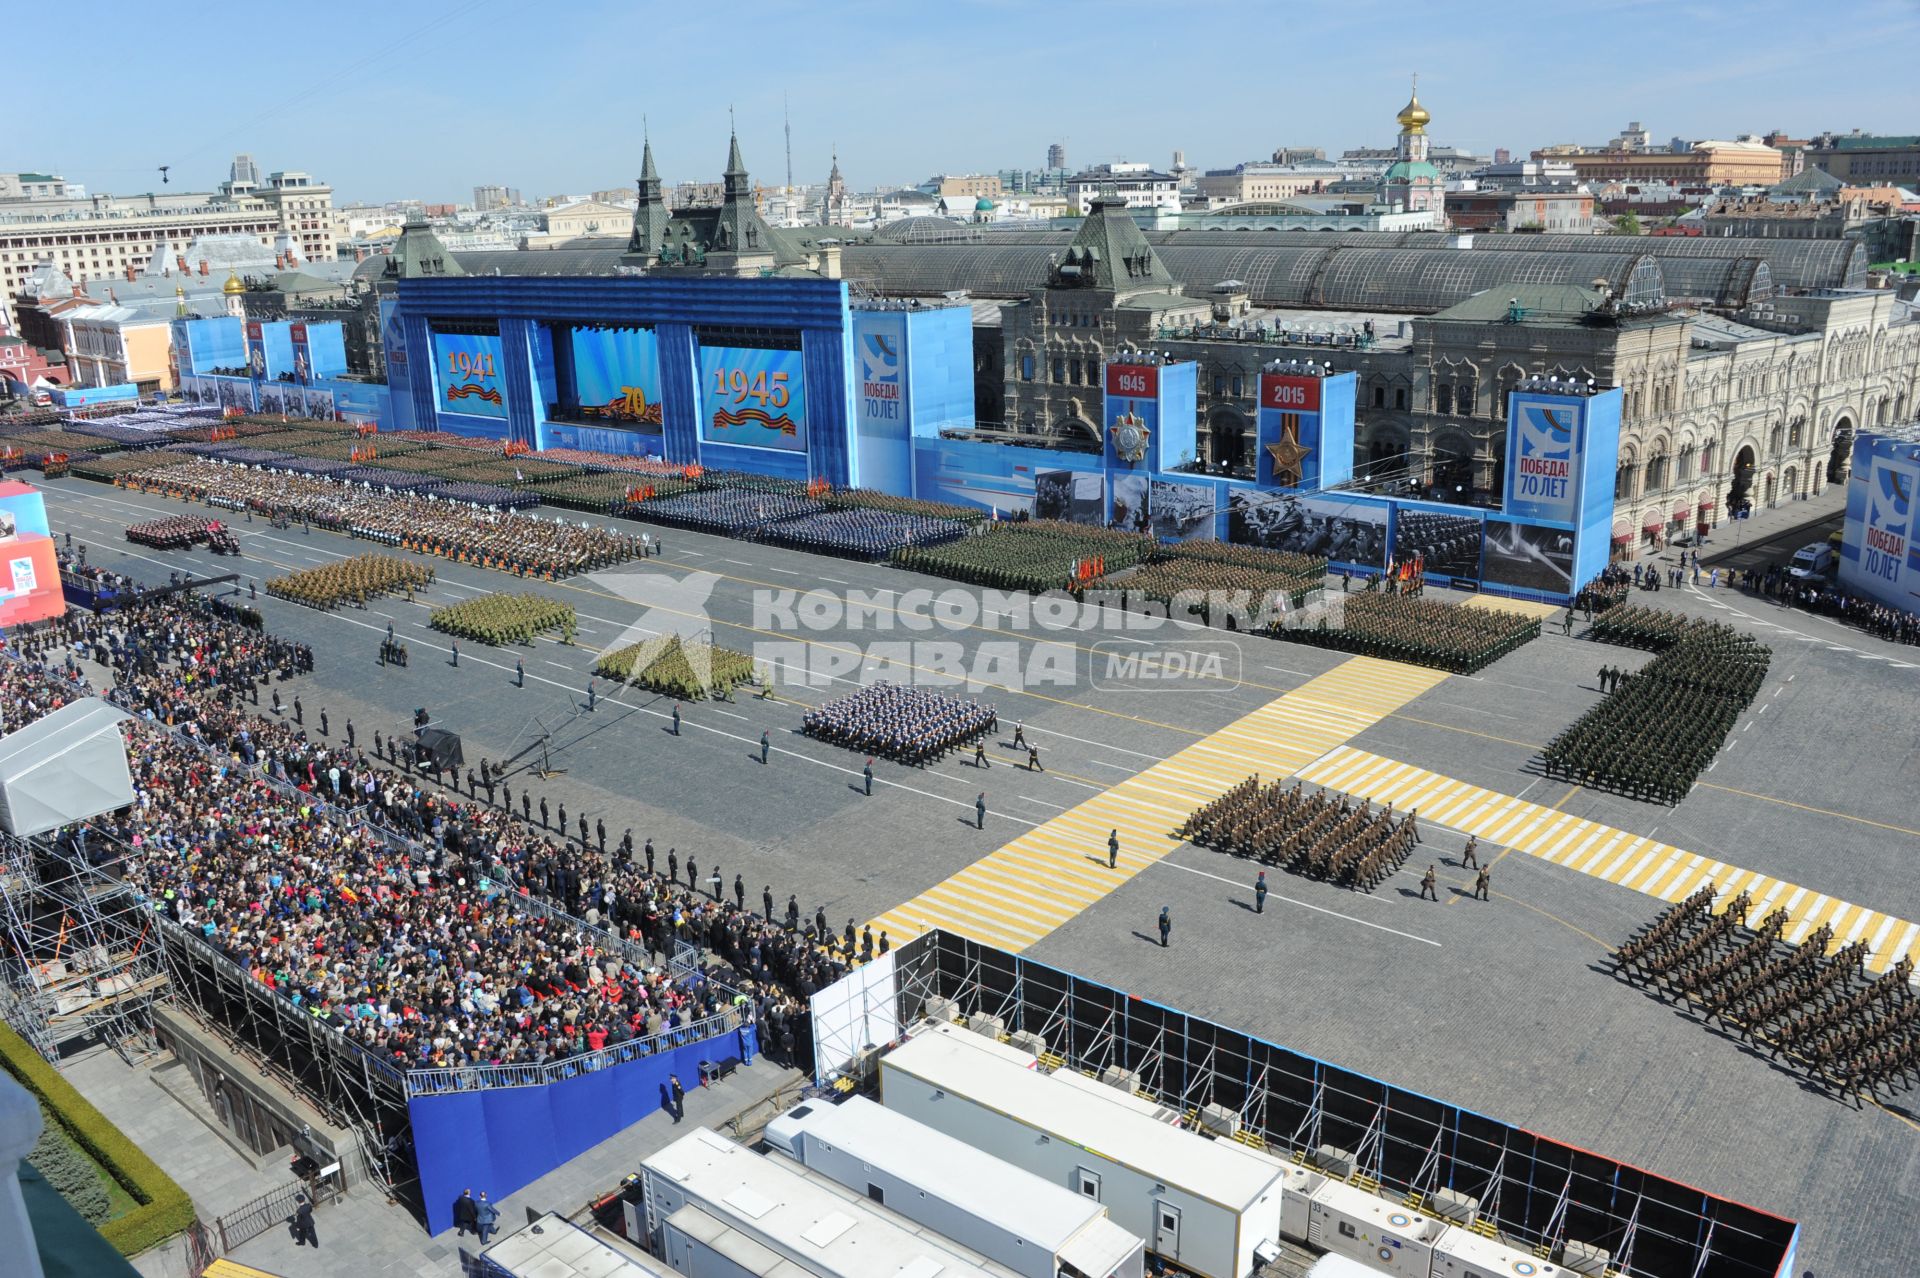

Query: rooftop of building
[1425,281,1661,328]
[883,1025,1287,1212]
[644,1127,1017,1278]
[1066,169,1176,183]
[1817,133,1920,150]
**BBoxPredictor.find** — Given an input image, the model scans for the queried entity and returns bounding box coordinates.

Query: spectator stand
[0,651,761,1231]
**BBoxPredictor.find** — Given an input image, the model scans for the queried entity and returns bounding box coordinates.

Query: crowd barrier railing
[401,1005,745,1098]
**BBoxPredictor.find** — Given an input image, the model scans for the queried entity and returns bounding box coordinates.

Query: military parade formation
[1613,888,1920,1102]
[1275,592,1540,674]
[265,552,435,611]
[759,507,970,561]
[125,514,233,552]
[122,459,646,580]
[803,681,998,765]
[595,635,759,701]
[1543,606,1770,803]
[1115,540,1326,616]
[429,592,578,647]
[893,519,1157,594]
[637,489,829,538]
[1180,777,1420,893]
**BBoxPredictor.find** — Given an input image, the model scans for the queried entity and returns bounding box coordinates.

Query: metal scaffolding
[880,929,1799,1278]
[0,831,167,1064]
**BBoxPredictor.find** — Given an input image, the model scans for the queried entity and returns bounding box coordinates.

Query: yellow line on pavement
[868,656,1449,950]
[1297,745,1920,976]
[1460,595,1563,621]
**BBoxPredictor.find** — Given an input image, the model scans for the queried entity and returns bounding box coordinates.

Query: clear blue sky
[17,0,1915,204]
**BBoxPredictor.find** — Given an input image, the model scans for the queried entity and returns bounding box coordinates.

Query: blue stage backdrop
[409,1024,756,1236]
[431,332,509,421]
[698,345,806,452]
[1839,432,1920,611]
[1505,393,1584,524]
[853,310,911,494]
[572,326,663,428]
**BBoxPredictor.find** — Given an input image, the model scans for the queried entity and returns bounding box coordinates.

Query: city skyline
[9,0,1918,205]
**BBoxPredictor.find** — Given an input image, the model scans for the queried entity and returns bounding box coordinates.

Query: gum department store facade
[827,93,1919,558]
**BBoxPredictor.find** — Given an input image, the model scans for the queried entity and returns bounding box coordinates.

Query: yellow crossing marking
[1459,594,1562,620]
[867,658,1448,950]
[1298,745,1920,977]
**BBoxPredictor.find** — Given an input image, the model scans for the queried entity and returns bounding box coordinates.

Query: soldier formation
[760,508,970,561]
[123,459,644,581]
[1180,777,1418,893]
[894,520,1157,594]
[429,592,578,647]
[1119,555,1321,622]
[803,681,997,766]
[1613,887,1920,1101]
[1274,593,1540,675]
[639,489,828,538]
[1543,606,1770,803]
[126,514,237,553]
[266,552,434,611]
[595,635,758,702]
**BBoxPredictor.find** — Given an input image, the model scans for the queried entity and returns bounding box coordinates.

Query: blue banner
[245,321,266,403]
[1838,434,1920,609]
[409,1025,755,1236]
[290,323,313,385]
[1506,395,1584,524]
[698,345,806,452]
[432,332,508,420]
[572,326,662,428]
[854,313,908,433]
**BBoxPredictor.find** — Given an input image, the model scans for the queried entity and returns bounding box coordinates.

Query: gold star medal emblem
[1266,422,1312,488]
[1109,410,1150,463]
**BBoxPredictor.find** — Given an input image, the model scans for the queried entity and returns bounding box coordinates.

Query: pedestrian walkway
[867,657,1448,950]
[1297,745,1920,977]
[1460,594,1562,621]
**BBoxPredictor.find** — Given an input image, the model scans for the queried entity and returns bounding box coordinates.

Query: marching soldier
[1474,866,1490,901]
[1419,864,1438,901]
[1461,836,1479,869]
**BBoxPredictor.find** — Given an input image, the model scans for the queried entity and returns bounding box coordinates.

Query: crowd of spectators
[11,585,847,1079]
[1738,563,1920,646]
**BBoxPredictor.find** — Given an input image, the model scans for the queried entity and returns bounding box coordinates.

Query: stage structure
[1837,429,1920,612]
[0,833,168,1066]
[0,698,135,838]
[171,315,390,424]
[365,256,1627,601]
[809,930,1800,1278]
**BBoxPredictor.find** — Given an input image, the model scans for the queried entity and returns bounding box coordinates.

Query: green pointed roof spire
[628,132,670,261]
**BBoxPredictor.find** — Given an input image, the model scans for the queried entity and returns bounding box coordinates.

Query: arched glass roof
[874,217,990,245]
[1655,256,1773,306]
[1464,234,1862,290]
[839,243,1669,312]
